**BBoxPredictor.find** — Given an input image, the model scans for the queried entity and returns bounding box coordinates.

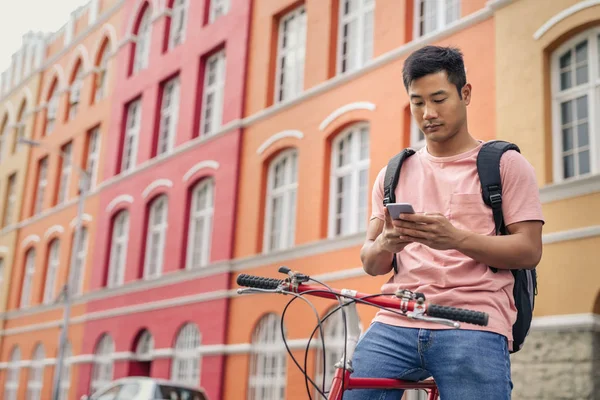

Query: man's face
[408,71,471,144]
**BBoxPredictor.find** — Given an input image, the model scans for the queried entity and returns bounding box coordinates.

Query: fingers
[383,206,394,228]
[399,212,442,223]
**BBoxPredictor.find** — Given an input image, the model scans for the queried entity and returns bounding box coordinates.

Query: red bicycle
[236,267,489,400]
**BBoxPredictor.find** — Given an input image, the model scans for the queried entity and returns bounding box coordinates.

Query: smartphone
[386,203,415,220]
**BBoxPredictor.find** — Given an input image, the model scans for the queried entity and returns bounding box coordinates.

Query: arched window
[59,341,72,400]
[13,99,27,153]
[186,179,214,269]
[107,210,129,287]
[20,247,36,308]
[69,226,88,296]
[168,0,188,49]
[27,343,45,399]
[171,323,201,385]
[328,122,370,237]
[45,79,59,135]
[90,334,115,393]
[551,26,600,181]
[4,346,20,400]
[43,238,61,304]
[247,313,287,400]
[133,6,152,74]
[144,195,168,279]
[337,0,374,74]
[0,114,8,162]
[94,40,110,102]
[68,61,83,120]
[136,329,154,361]
[264,149,297,252]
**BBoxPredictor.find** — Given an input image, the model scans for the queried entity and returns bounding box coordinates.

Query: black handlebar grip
[427,304,489,326]
[236,274,284,290]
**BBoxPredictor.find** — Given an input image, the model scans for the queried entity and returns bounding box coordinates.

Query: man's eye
[434,98,447,103]
[413,102,424,107]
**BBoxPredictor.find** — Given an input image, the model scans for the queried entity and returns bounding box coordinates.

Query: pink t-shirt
[370,141,544,345]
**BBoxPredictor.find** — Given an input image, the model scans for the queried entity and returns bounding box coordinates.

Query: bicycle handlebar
[236,273,489,327]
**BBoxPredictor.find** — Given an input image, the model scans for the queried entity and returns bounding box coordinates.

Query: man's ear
[461,83,472,105]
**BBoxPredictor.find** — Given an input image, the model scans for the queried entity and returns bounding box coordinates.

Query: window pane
[577,123,589,147]
[562,127,573,151]
[579,150,590,175]
[575,95,588,120]
[563,154,574,178]
[560,100,572,124]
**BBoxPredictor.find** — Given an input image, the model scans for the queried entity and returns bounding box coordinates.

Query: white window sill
[540,173,600,203]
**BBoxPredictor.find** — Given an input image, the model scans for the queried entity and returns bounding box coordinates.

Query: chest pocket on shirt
[449,193,495,236]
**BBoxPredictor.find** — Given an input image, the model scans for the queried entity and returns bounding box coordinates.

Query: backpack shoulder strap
[382,148,416,273]
[476,140,521,236]
[383,148,416,206]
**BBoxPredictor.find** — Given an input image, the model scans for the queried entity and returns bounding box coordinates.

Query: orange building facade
[0,1,123,398]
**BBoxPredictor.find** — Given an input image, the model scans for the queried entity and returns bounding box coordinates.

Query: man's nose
[423,105,438,120]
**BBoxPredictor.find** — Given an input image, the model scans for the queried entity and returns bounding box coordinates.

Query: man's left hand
[393,212,470,251]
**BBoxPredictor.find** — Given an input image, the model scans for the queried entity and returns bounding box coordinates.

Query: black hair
[402,45,467,97]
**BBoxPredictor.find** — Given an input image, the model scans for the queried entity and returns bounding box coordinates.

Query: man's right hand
[377,207,413,253]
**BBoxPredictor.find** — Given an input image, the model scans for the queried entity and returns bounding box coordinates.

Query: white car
[81,377,209,400]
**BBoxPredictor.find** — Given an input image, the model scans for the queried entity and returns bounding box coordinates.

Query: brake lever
[406,311,460,329]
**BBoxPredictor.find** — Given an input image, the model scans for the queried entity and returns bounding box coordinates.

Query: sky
[0,0,90,75]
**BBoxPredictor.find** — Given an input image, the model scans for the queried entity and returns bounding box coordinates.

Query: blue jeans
[342,322,512,399]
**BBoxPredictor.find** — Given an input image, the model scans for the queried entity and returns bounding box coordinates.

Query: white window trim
[90,335,115,393]
[200,50,226,137]
[34,157,48,214]
[327,123,370,238]
[143,195,168,280]
[247,313,287,400]
[27,344,45,399]
[69,66,83,120]
[43,239,60,304]
[3,173,17,227]
[57,143,73,204]
[20,249,36,308]
[69,227,88,296]
[46,93,58,135]
[551,27,600,183]
[157,76,180,155]
[0,120,8,163]
[133,8,152,74]
[86,127,101,191]
[171,323,201,386]
[107,211,129,288]
[274,6,307,103]
[208,0,230,23]
[136,330,154,361]
[59,343,72,400]
[4,348,20,400]
[336,0,375,74]
[413,0,461,38]
[168,0,188,49]
[121,99,142,173]
[95,48,109,103]
[186,179,214,269]
[263,150,298,253]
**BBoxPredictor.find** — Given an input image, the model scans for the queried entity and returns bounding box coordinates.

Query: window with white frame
[552,27,600,181]
[95,44,110,103]
[168,0,188,49]
[86,127,100,191]
[275,6,306,103]
[4,346,20,400]
[415,0,460,37]
[200,50,226,137]
[14,101,27,153]
[314,306,362,396]
[157,76,180,156]
[69,63,83,120]
[329,123,370,237]
[171,323,201,386]
[69,227,88,296]
[410,115,425,149]
[0,117,8,163]
[90,334,115,393]
[136,330,154,361]
[27,343,45,400]
[43,239,60,304]
[144,195,168,279]
[247,313,287,400]
[264,150,297,252]
[337,0,375,74]
[34,156,48,214]
[133,7,152,74]
[0,258,4,295]
[186,179,214,269]
[107,210,129,287]
[3,173,17,227]
[57,142,73,204]
[46,89,59,135]
[20,248,36,308]
[121,99,141,173]
[59,342,72,400]
[208,0,229,23]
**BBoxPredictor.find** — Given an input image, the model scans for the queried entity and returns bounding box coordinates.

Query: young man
[346,46,544,399]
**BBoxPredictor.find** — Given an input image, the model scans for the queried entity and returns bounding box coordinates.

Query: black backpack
[382,140,537,353]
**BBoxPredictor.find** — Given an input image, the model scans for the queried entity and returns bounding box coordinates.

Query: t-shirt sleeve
[499,150,545,226]
[370,166,387,221]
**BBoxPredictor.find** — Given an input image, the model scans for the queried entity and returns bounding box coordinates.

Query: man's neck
[426,131,479,158]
